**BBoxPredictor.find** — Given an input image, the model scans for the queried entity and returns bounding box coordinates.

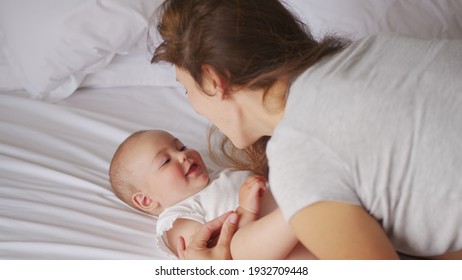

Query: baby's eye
[184,91,188,95]
[160,158,170,167]
[180,145,188,151]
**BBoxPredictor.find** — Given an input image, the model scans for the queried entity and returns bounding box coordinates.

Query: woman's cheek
[187,94,204,115]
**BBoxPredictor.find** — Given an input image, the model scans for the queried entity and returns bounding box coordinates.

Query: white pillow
[0,49,22,92]
[2,0,461,102]
[83,0,462,92]
[286,0,462,40]
[0,0,161,102]
[80,46,179,90]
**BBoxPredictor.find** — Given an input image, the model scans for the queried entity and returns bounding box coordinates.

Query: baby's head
[109,130,210,216]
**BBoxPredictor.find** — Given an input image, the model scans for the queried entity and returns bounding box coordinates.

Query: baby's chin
[189,172,210,192]
[200,174,211,189]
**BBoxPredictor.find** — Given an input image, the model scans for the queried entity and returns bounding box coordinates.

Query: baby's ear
[132,192,161,214]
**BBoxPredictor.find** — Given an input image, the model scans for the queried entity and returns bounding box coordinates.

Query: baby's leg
[236,175,267,228]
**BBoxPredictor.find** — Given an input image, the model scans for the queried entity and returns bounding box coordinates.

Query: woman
[151,0,462,259]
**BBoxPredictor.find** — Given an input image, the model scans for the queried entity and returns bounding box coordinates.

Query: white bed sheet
[0,86,218,259]
[1,0,461,260]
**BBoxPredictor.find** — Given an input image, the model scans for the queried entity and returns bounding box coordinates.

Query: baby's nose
[178,152,188,163]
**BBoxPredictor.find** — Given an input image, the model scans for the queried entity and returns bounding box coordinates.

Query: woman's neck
[234,79,288,137]
[261,78,288,134]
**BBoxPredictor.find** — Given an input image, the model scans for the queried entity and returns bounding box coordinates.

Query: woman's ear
[132,192,160,213]
[202,64,227,99]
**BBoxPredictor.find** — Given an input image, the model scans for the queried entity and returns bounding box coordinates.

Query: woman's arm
[290,201,399,259]
[230,208,299,259]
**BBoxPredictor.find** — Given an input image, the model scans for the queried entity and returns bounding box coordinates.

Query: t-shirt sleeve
[156,204,205,259]
[267,126,362,221]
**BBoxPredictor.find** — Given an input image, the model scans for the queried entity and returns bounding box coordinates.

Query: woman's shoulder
[292,32,459,92]
[351,32,462,59]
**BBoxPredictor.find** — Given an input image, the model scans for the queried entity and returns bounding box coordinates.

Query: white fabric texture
[156,169,251,259]
[1,0,462,101]
[0,0,162,101]
[268,34,462,257]
[0,0,462,260]
[0,51,22,91]
[286,0,462,40]
[0,86,216,259]
[80,48,178,89]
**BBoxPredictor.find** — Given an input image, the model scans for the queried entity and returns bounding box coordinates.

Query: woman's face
[175,66,258,149]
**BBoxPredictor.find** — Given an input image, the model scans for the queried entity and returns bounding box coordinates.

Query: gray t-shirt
[267,33,462,256]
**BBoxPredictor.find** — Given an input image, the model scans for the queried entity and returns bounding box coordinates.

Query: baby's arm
[165,175,266,259]
[231,208,299,259]
[166,218,203,258]
[235,175,267,228]
[231,176,300,259]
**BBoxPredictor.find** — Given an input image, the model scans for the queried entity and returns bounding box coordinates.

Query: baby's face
[128,130,210,209]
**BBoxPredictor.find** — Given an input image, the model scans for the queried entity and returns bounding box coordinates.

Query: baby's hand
[238,175,267,216]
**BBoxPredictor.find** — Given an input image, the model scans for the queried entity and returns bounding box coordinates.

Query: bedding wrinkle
[1,0,462,260]
[0,87,210,259]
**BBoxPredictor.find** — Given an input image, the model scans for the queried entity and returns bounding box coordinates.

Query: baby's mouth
[185,163,198,177]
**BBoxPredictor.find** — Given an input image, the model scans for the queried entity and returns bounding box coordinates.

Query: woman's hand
[177,211,239,260]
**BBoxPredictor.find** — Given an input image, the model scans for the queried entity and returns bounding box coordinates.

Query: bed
[1,0,461,260]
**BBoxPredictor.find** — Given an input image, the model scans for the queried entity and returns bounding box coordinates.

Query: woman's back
[268,33,462,257]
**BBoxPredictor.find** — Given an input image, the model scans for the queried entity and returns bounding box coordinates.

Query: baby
[109,130,315,259]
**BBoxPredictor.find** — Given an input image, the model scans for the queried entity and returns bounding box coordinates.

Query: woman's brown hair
[150,0,349,178]
[207,126,270,178]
